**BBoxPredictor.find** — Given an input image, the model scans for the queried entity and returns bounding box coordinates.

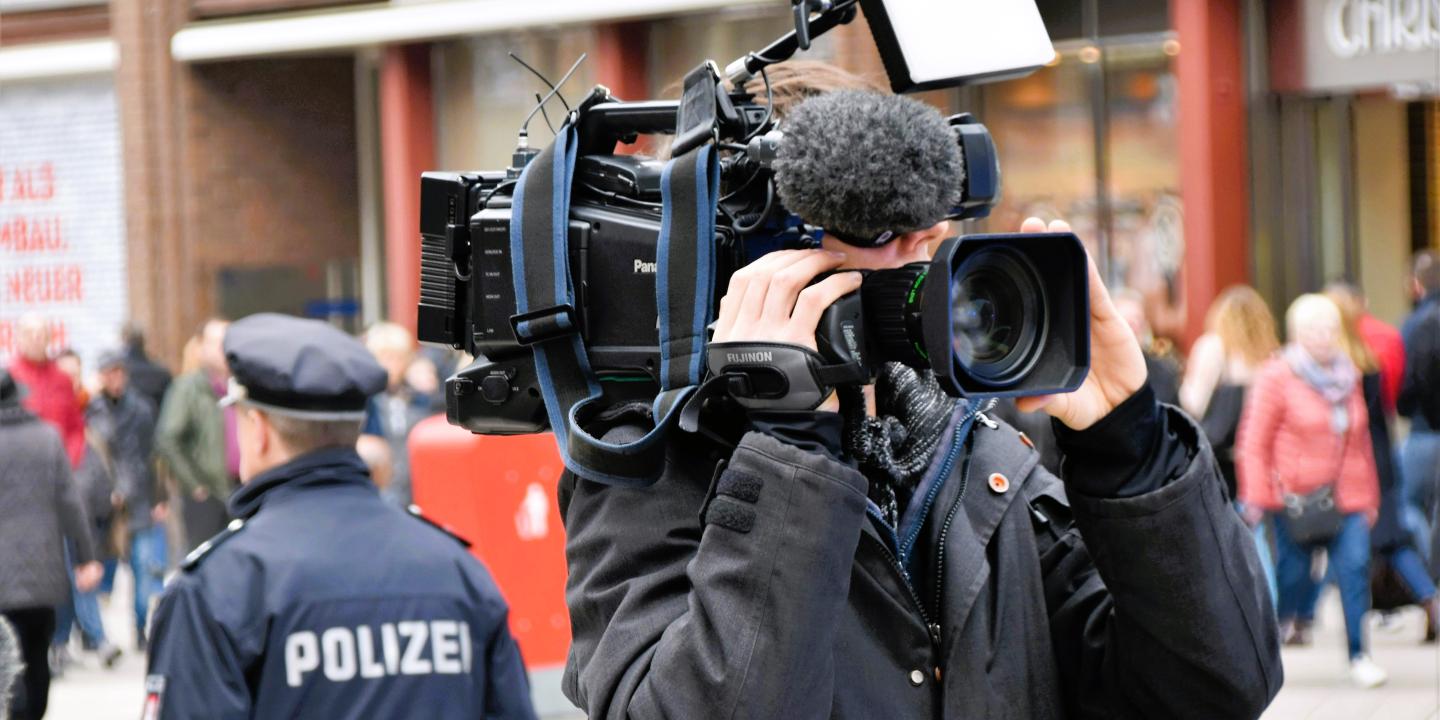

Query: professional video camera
[417,0,1086,482]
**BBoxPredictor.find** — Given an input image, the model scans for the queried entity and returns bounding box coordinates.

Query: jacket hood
[227,446,373,519]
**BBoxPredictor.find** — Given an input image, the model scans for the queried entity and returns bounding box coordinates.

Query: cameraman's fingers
[787,272,863,341]
[762,250,847,322]
[713,293,737,339]
[1020,216,1048,234]
[730,250,809,325]
[715,250,805,340]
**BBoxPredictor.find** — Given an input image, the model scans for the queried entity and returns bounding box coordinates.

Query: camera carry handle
[510,117,719,486]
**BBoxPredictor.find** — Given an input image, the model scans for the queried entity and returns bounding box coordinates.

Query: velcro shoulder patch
[705,496,756,533]
[407,505,471,548]
[180,518,247,572]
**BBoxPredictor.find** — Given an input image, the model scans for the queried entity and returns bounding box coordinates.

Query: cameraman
[558,70,1280,719]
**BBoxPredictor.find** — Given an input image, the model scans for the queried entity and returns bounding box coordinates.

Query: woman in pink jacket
[1238,293,1384,688]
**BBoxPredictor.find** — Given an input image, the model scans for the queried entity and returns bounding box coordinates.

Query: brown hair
[738,60,887,117]
[1324,284,1379,374]
[1204,285,1279,366]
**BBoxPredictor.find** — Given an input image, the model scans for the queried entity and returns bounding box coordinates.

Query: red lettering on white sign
[0,215,65,253]
[5,265,84,304]
[0,163,56,203]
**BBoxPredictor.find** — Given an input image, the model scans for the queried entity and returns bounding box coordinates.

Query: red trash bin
[407,415,570,669]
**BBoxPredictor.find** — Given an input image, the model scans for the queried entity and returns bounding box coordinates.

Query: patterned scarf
[1283,344,1358,404]
[1284,343,1358,433]
[840,363,964,527]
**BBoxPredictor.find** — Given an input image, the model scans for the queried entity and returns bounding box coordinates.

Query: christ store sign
[1279,0,1440,92]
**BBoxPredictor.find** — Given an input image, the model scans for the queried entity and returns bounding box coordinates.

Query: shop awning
[0,38,117,82]
[171,0,769,62]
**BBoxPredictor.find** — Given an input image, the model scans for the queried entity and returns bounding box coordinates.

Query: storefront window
[964,32,1183,339]
[1103,39,1184,337]
[647,7,805,96]
[974,53,1099,253]
[433,29,599,172]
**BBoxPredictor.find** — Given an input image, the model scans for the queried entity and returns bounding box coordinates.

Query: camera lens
[949,248,1046,385]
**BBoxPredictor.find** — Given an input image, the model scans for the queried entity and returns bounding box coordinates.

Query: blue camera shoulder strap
[509,122,718,486]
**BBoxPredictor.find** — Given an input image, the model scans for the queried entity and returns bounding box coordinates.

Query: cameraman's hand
[1013,218,1148,431]
[713,249,863,351]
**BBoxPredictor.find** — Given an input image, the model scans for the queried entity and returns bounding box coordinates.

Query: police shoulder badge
[141,674,166,720]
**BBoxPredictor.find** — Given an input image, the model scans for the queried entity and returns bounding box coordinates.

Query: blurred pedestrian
[89,350,168,650]
[355,433,394,493]
[362,322,437,507]
[155,319,235,553]
[1112,288,1182,406]
[145,314,535,719]
[50,430,123,672]
[7,315,85,467]
[52,348,89,410]
[0,369,103,720]
[1238,294,1385,688]
[120,323,173,417]
[1180,286,1280,495]
[1328,285,1438,642]
[1399,250,1440,578]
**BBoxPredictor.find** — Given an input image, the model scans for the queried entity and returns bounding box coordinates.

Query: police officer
[144,314,536,720]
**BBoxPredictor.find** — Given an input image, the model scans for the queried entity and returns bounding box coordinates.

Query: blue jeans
[52,541,108,648]
[1275,512,1371,659]
[1402,430,1440,568]
[129,524,168,634]
[1390,545,1438,602]
[100,557,119,595]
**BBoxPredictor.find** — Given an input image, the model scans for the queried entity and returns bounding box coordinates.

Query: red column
[594,22,650,102]
[1173,0,1250,347]
[380,43,436,334]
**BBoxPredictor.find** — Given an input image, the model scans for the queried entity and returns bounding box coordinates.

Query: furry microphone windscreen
[772,90,964,243]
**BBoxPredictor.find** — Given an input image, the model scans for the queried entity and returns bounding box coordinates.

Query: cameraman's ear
[900,220,950,254]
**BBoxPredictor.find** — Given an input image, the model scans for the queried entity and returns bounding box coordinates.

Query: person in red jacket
[1238,293,1385,688]
[7,315,85,468]
[1326,282,1406,416]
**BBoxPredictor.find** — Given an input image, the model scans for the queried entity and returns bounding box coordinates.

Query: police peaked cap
[220,313,387,420]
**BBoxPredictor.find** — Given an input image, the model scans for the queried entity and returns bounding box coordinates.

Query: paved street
[42,569,1440,719]
[1262,591,1440,719]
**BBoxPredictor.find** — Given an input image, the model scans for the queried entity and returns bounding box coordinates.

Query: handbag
[1282,485,1344,546]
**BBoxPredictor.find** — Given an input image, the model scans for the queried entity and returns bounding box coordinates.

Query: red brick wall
[184,55,360,314]
[115,0,361,367]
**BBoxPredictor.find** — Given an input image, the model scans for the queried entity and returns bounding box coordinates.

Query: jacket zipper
[860,519,935,634]
[930,434,977,627]
[898,400,994,565]
[861,399,996,655]
[927,399,995,649]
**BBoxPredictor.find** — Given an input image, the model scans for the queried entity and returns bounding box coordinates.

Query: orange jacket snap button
[988,473,1009,493]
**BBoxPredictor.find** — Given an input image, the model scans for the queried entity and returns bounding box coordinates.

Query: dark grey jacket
[559,405,1280,719]
[0,406,97,610]
[87,390,160,529]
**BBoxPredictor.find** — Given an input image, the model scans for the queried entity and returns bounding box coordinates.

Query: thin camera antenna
[535,93,558,135]
[509,52,572,113]
[521,52,587,137]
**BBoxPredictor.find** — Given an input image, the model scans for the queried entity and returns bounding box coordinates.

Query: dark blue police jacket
[144,447,537,720]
